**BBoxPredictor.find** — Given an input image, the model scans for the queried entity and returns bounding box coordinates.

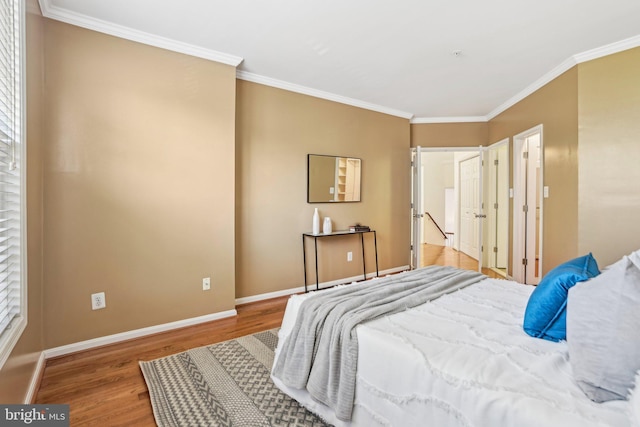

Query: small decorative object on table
[349,223,370,232]
[323,217,332,234]
[312,208,320,235]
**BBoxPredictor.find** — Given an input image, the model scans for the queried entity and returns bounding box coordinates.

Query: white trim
[0,0,28,372]
[411,116,488,124]
[37,0,243,67]
[488,35,640,120]
[416,146,485,152]
[33,1,640,121]
[573,34,640,64]
[43,309,237,359]
[236,71,414,120]
[235,287,305,306]
[24,352,46,404]
[235,266,410,305]
[487,57,577,120]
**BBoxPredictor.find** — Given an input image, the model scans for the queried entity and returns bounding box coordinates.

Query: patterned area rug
[140,329,329,427]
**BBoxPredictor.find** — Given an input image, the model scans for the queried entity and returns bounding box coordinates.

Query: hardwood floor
[421,243,505,279]
[34,296,290,426]
[33,251,501,425]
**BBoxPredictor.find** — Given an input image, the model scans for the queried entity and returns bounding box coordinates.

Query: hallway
[421,244,505,279]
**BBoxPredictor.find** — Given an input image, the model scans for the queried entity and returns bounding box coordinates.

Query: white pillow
[601,249,640,271]
[567,256,640,402]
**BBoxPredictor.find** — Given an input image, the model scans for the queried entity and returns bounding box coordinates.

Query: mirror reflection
[307,154,361,203]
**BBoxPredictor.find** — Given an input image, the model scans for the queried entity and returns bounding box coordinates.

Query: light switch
[543,186,549,198]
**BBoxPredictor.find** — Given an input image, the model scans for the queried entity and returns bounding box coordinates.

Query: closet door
[410,147,423,269]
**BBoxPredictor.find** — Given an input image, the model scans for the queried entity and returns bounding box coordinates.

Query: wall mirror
[307,154,361,203]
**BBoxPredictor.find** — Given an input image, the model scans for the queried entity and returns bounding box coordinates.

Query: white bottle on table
[312,208,320,235]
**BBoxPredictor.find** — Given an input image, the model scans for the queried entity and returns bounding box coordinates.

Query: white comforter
[273,276,631,427]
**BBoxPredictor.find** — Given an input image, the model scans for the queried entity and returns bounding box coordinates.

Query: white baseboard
[24,352,46,404]
[43,309,237,359]
[235,265,410,305]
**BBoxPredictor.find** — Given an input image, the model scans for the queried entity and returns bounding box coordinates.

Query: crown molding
[237,70,414,120]
[487,34,640,120]
[486,56,577,120]
[410,116,488,124]
[574,34,640,64]
[35,0,640,122]
[38,0,243,67]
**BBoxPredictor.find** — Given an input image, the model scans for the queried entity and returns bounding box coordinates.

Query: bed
[271,263,638,427]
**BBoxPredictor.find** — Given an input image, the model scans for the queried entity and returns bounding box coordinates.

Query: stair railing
[425,212,448,240]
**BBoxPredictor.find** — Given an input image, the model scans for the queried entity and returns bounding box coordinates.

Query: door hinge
[523,204,528,212]
[523,151,529,159]
[522,258,528,265]
[494,202,498,209]
[494,159,499,166]
[493,246,498,253]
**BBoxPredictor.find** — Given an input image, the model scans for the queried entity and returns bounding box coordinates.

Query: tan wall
[411,122,488,147]
[41,21,237,348]
[489,68,579,275]
[577,47,640,266]
[236,81,410,298]
[0,7,46,403]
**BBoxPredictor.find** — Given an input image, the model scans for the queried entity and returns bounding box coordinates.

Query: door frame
[410,147,423,269]
[411,146,483,272]
[512,125,544,284]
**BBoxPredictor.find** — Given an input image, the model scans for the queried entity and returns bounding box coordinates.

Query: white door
[459,155,480,260]
[410,147,423,269]
[513,126,543,284]
[525,135,541,284]
[486,141,509,271]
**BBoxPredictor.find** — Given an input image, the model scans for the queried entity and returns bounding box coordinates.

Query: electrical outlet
[91,292,106,310]
[203,277,211,291]
[347,251,353,262]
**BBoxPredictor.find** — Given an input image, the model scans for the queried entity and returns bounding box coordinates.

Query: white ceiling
[38,0,640,121]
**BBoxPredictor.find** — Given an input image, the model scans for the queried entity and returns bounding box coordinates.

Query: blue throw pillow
[523,253,600,341]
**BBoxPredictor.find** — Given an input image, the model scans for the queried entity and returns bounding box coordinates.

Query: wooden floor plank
[421,243,505,279]
[35,296,290,426]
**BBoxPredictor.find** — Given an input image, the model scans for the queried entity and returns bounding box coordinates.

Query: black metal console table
[302,229,378,292]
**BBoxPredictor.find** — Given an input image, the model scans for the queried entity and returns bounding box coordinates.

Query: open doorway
[411,147,484,273]
[412,146,510,279]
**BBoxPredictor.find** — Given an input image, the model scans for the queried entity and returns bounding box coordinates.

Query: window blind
[0,0,25,369]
